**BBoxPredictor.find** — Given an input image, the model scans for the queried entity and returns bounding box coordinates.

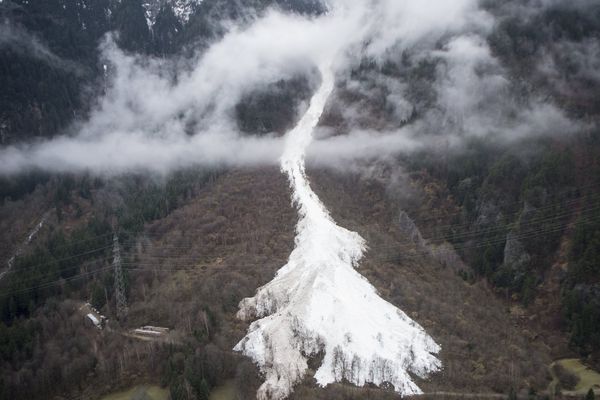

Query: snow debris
[234,65,441,400]
[143,0,201,26]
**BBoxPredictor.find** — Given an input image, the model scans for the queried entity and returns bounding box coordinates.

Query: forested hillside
[1,0,600,399]
[0,0,323,143]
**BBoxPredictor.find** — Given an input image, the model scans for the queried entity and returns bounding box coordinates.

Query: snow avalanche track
[234,65,442,400]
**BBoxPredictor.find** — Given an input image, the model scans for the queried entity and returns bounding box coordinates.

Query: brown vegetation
[308,168,553,395]
[0,165,570,399]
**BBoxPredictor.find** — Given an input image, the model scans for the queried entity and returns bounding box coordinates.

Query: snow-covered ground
[143,0,201,27]
[1,212,50,281]
[234,64,442,400]
[168,0,200,23]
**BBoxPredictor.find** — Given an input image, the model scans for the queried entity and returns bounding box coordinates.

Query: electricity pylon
[112,234,128,319]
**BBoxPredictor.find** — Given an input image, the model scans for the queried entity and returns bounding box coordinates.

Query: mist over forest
[0,0,600,399]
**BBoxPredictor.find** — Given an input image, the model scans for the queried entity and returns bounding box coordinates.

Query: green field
[549,358,600,396]
[209,380,236,400]
[100,384,169,400]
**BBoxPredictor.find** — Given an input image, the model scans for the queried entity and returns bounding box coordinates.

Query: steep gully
[234,64,441,400]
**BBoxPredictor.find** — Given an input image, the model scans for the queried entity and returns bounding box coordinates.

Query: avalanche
[234,64,441,400]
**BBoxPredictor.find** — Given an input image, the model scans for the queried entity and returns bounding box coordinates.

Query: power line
[113,192,600,250]
[0,244,113,276]
[423,203,600,244]
[2,193,599,297]
[0,266,114,297]
[118,209,600,258]
[0,209,594,299]
[0,231,115,252]
[393,180,600,224]
[414,191,600,235]
[4,209,594,293]
[2,183,597,272]
[2,198,586,281]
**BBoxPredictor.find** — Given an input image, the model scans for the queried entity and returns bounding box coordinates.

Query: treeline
[0,217,112,378]
[87,168,220,312]
[0,167,218,323]
[486,0,600,116]
[161,344,237,400]
[0,171,50,202]
[407,130,600,358]
[116,168,220,235]
[421,0,600,356]
[236,74,316,135]
[563,199,600,357]
[0,217,112,323]
[0,167,220,399]
[0,214,112,400]
[410,139,576,300]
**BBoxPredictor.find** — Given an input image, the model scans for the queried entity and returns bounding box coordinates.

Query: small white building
[142,326,170,333]
[132,325,171,338]
[133,328,163,337]
[86,313,102,329]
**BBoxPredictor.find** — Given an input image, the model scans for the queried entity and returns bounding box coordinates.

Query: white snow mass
[234,64,442,399]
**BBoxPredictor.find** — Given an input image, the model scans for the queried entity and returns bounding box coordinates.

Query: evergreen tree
[169,376,186,400]
[197,378,210,400]
[153,5,183,56]
[90,284,106,310]
[114,0,151,53]
[587,388,596,400]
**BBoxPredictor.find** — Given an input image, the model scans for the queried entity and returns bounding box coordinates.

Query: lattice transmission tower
[112,234,128,319]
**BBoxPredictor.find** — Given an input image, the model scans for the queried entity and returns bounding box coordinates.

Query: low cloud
[0,131,284,175]
[0,0,591,177]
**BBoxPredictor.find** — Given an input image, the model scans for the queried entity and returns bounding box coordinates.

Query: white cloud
[0,0,584,176]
